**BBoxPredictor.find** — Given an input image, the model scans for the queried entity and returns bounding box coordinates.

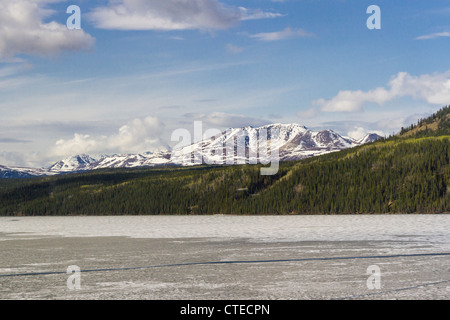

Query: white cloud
[347,127,369,140]
[0,0,95,59]
[415,32,450,40]
[88,0,281,31]
[184,112,270,129]
[238,7,284,20]
[53,133,99,157]
[314,71,450,112]
[226,43,244,53]
[51,116,168,158]
[346,126,384,140]
[88,0,238,31]
[50,113,271,159]
[314,87,393,112]
[0,151,29,167]
[249,27,314,41]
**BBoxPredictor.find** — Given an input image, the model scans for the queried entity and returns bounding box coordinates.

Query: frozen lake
[0,214,449,300]
[1,214,449,246]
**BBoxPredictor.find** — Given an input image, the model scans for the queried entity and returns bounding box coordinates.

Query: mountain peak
[49,154,97,172]
[357,133,383,144]
[262,123,308,130]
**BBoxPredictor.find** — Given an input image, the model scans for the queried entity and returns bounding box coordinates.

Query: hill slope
[400,105,450,138]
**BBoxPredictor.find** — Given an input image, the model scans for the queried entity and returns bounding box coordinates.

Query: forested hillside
[399,106,450,137]
[0,106,449,216]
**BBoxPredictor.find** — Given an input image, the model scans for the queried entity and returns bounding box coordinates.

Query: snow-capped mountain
[0,165,57,179]
[48,154,98,173]
[356,133,383,145]
[45,152,172,173]
[170,123,378,165]
[90,152,171,170]
[0,124,382,178]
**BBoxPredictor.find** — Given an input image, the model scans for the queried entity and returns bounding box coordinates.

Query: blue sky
[1,0,450,167]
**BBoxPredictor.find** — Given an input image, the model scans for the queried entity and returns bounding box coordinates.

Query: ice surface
[0,215,449,300]
[0,215,449,249]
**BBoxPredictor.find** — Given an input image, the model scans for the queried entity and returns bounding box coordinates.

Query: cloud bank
[314,71,450,112]
[51,116,168,158]
[88,0,281,31]
[0,0,94,59]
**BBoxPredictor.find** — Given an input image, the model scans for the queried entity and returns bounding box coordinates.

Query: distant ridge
[1,123,382,178]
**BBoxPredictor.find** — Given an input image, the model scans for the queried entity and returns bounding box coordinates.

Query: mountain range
[1,106,448,215]
[0,123,381,178]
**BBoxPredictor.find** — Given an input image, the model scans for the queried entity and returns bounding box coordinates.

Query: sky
[1,0,450,167]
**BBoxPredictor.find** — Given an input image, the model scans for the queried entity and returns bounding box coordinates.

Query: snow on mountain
[48,154,98,172]
[47,152,172,172]
[357,133,383,144]
[170,123,380,165]
[91,152,171,170]
[0,124,382,178]
[0,165,57,178]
